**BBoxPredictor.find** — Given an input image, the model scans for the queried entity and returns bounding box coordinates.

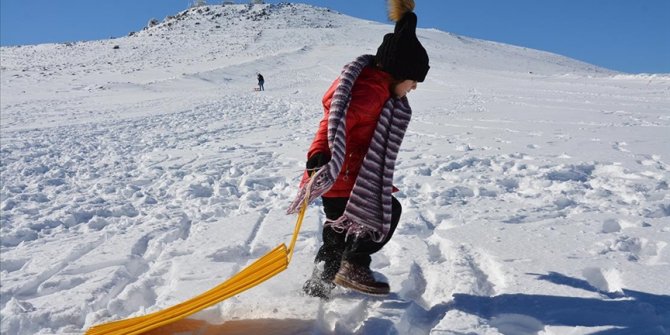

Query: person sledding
[286,0,429,298]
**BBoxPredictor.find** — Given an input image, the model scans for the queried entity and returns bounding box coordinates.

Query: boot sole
[333,274,390,296]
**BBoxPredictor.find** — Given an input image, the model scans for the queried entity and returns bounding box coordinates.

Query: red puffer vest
[301,66,394,197]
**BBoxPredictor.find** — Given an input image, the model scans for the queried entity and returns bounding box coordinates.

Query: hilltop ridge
[138,3,344,35]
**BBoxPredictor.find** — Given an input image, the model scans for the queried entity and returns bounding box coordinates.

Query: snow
[1,3,669,334]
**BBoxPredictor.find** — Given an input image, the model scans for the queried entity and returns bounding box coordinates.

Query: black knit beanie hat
[375,1,430,82]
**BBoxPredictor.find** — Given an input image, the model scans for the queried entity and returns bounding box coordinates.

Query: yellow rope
[287,187,310,263]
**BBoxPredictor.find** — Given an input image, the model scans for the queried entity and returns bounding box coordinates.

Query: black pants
[315,196,401,281]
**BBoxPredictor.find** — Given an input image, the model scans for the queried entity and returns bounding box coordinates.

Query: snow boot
[333,260,390,296]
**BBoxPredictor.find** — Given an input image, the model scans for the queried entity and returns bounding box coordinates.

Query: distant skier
[287,0,429,298]
[257,73,265,91]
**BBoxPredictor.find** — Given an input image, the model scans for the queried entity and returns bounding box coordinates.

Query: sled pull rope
[287,196,307,263]
[287,179,311,263]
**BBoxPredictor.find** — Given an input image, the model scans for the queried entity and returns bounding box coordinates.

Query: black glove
[306,152,331,176]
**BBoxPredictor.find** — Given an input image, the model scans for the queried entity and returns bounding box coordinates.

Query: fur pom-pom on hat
[376,0,430,82]
[388,0,415,22]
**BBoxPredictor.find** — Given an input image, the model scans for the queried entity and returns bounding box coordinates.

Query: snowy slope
[1,3,669,334]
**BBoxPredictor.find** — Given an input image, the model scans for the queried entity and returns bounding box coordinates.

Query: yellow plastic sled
[86,200,308,335]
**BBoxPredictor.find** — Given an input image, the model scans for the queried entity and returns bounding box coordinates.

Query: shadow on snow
[450,272,670,334]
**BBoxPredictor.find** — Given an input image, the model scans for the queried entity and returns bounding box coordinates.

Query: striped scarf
[287,54,412,242]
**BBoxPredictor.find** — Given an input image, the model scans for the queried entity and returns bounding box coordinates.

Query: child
[286,0,429,297]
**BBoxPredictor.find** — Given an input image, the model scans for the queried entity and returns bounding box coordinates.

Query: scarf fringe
[286,168,333,214]
[325,215,385,243]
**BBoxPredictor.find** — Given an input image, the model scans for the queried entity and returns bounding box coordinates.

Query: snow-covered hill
[1,3,669,334]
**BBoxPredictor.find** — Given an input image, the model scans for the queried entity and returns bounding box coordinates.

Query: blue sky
[1,0,668,73]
